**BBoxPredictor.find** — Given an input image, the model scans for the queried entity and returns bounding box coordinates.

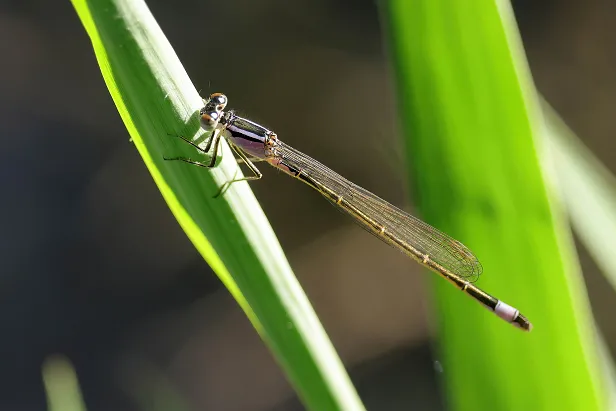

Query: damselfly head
[200,108,221,130]
[207,92,228,111]
[200,93,228,131]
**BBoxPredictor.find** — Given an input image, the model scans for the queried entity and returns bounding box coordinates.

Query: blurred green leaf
[544,102,616,292]
[69,0,364,409]
[542,102,616,408]
[597,335,616,409]
[383,0,607,410]
[43,356,87,411]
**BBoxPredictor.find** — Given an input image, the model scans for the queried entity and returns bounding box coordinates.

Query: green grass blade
[383,1,607,410]
[43,356,87,411]
[542,103,616,409]
[597,335,616,410]
[544,102,616,291]
[69,0,364,409]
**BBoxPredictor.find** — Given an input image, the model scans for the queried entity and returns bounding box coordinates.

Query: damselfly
[165,93,532,331]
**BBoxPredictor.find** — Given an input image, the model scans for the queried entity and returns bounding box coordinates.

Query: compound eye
[200,110,219,130]
[209,93,228,110]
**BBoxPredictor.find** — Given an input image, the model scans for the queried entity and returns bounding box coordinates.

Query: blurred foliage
[544,102,616,292]
[383,0,609,410]
[42,356,87,411]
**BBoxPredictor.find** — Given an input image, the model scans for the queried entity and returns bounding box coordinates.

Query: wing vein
[277,142,482,282]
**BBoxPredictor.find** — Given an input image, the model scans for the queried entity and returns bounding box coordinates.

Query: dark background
[1,0,615,410]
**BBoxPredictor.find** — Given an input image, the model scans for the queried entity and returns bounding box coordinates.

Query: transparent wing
[277,142,482,282]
